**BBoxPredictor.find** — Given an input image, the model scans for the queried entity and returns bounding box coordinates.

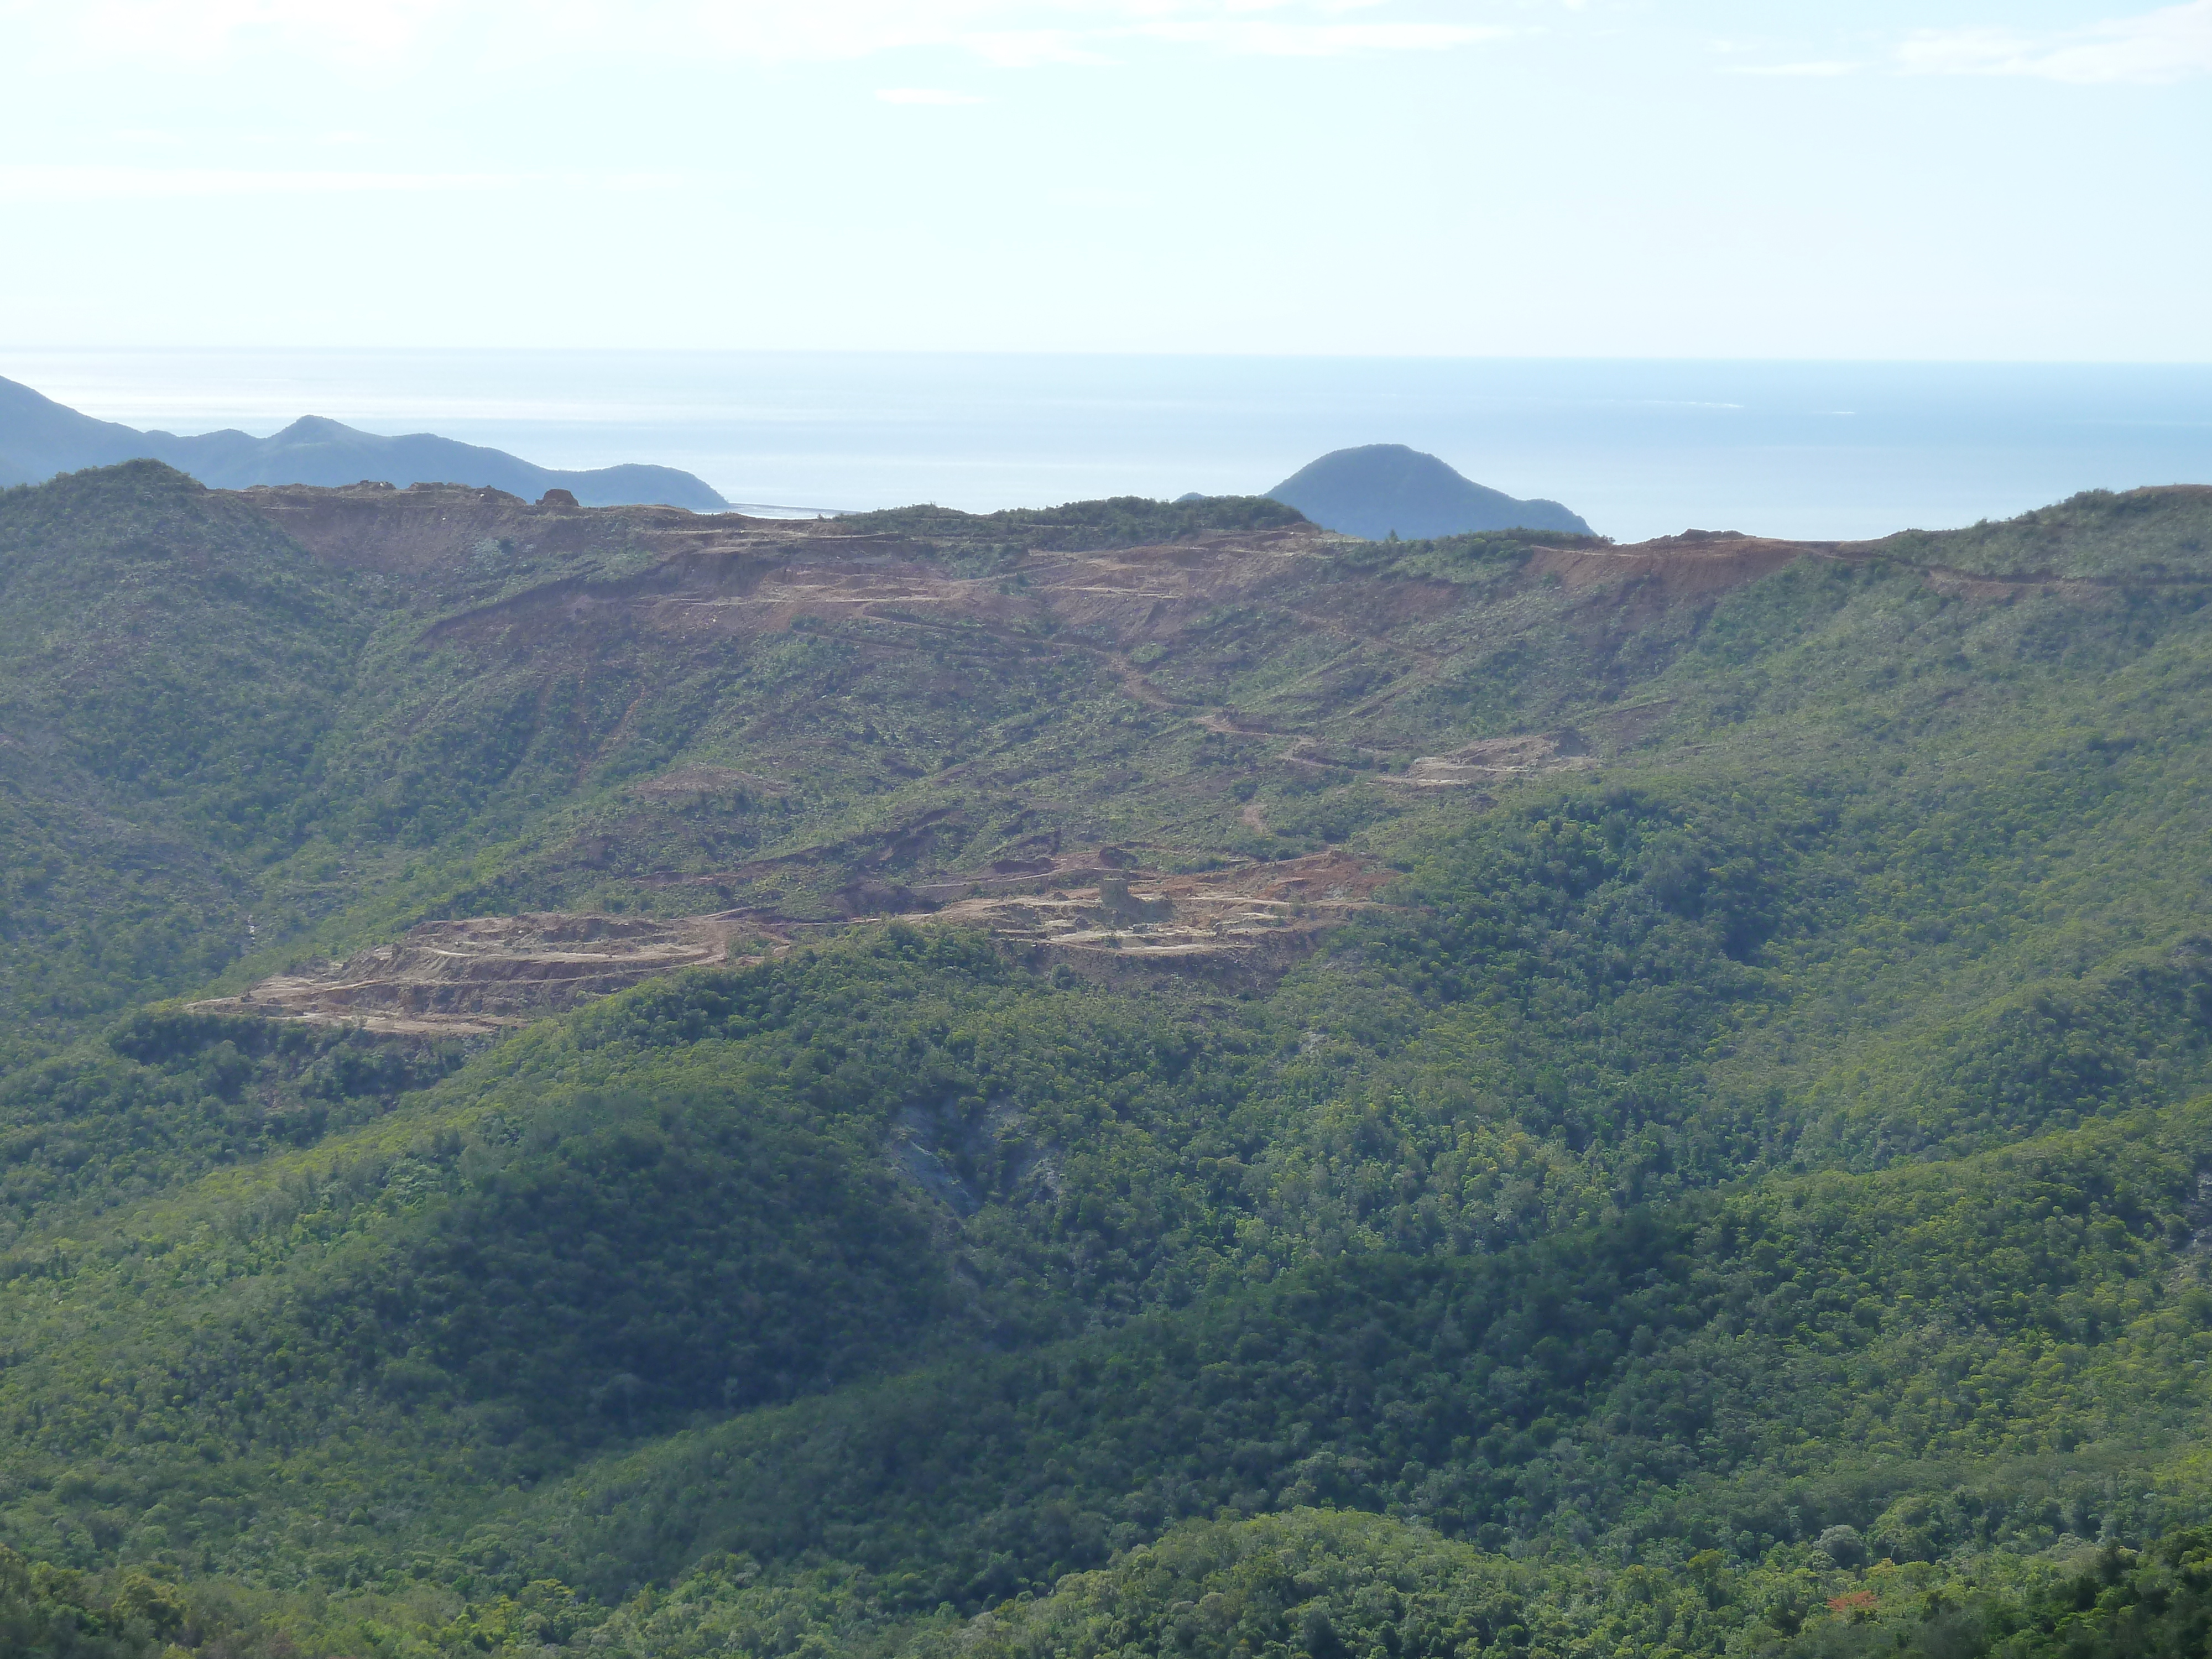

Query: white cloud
[691,0,995,61]
[779,2,1510,63]
[46,0,1513,66]
[1898,0,2212,85]
[1044,184,1156,207]
[1134,18,1507,54]
[77,0,451,60]
[957,29,1114,67]
[875,87,988,103]
[1718,60,1859,77]
[0,165,677,200]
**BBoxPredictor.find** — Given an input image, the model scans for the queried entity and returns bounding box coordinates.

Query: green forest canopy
[1,464,2210,1656]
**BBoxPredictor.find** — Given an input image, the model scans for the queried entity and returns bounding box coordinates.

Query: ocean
[3,349,2206,544]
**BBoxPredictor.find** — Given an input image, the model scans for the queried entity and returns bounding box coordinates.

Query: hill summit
[0,372,728,509]
[1267,442,1592,539]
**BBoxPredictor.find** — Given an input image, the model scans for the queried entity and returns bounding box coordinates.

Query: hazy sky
[2,0,2207,358]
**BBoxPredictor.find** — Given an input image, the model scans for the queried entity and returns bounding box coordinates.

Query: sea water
[2,348,2206,544]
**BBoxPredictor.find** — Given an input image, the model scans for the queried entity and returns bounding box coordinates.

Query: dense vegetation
[839,493,1310,553]
[932,1509,2212,1659]
[1,464,2210,1656]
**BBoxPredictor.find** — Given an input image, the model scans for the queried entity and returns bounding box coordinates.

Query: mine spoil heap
[199,852,1396,1035]
[190,912,754,1037]
[902,850,1392,982]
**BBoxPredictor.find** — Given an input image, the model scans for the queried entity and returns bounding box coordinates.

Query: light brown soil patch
[864,849,1395,989]
[200,851,1396,1036]
[630,765,787,801]
[191,911,765,1036]
[229,481,815,581]
[1525,531,1824,600]
[1389,731,1598,789]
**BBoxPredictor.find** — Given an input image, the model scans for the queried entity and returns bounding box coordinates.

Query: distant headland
[1264,444,1592,539]
[0,373,728,510]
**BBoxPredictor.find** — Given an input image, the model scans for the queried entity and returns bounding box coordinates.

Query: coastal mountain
[1267,442,1592,538]
[0,371,728,509]
[4,462,2212,1659]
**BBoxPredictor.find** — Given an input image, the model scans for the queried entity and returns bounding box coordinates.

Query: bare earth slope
[13,465,2209,1049]
[175,477,2212,1033]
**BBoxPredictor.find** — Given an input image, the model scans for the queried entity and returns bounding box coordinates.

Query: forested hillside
[1,462,2209,1657]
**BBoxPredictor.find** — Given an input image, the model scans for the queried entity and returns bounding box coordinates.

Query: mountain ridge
[0,371,728,509]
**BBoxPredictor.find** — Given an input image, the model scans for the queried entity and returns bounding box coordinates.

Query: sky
[0,0,2207,358]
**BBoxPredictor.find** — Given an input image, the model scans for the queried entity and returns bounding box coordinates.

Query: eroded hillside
[9,463,2204,1051]
[197,477,2212,982]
